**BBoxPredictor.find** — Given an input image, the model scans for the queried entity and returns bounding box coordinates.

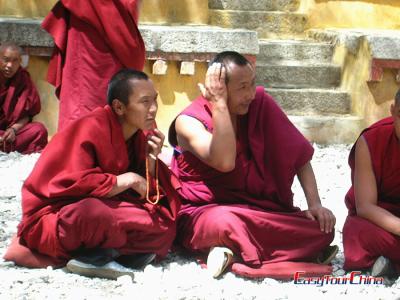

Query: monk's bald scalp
[0,42,23,57]
[107,68,149,106]
[210,51,252,83]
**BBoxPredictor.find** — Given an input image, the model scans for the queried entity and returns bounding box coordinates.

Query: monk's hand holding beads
[199,63,228,105]
[147,128,164,160]
[304,204,336,234]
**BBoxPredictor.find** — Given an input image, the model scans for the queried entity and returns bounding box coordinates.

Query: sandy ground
[0,145,399,300]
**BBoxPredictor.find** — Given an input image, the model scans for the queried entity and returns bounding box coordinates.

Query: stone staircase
[209,0,363,144]
[209,0,306,38]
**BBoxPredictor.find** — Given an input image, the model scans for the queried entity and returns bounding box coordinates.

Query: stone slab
[267,87,351,115]
[209,10,307,39]
[289,114,363,144]
[309,29,400,60]
[208,0,300,12]
[0,17,259,57]
[256,62,341,88]
[258,39,333,63]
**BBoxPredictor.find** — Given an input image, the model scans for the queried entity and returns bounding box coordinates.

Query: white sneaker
[206,246,234,278]
[371,256,396,278]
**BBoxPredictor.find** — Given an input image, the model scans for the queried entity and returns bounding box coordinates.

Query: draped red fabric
[6,106,180,267]
[0,68,47,153]
[42,0,145,130]
[168,86,334,279]
[343,117,400,271]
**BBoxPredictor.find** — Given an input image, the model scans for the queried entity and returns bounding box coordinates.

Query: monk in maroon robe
[0,43,47,154]
[42,0,145,131]
[168,51,337,280]
[343,89,400,281]
[4,69,180,280]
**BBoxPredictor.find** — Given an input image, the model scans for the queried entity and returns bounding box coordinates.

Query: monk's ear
[111,99,125,116]
[390,103,395,117]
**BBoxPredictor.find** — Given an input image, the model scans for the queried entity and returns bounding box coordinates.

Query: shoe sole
[318,245,339,265]
[207,247,234,278]
[67,259,135,280]
[371,256,395,277]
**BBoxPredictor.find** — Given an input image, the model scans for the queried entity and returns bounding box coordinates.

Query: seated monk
[0,42,47,153]
[343,88,400,282]
[4,69,180,280]
[168,51,337,279]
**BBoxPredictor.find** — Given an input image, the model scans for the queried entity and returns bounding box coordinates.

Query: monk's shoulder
[362,117,393,141]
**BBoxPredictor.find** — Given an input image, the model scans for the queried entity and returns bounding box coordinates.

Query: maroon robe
[343,117,400,271]
[168,86,334,279]
[42,0,145,131]
[5,106,180,268]
[0,68,47,154]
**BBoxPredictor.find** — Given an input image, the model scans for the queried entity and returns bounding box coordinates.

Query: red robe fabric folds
[42,0,145,130]
[343,117,400,271]
[5,106,180,268]
[0,68,47,153]
[168,86,334,279]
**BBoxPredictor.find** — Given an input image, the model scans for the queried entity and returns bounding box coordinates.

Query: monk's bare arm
[354,136,400,235]
[106,172,146,198]
[11,116,29,131]
[297,161,336,233]
[175,64,236,172]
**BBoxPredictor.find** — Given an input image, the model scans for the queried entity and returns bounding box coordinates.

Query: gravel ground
[0,145,399,300]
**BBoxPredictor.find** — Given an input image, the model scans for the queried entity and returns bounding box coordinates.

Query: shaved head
[0,42,23,79]
[210,51,253,83]
[0,42,23,57]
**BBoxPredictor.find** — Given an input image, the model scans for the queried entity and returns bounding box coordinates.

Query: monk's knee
[31,122,48,141]
[201,206,241,240]
[58,198,116,249]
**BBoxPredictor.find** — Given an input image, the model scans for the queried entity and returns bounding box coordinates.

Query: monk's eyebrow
[140,94,158,101]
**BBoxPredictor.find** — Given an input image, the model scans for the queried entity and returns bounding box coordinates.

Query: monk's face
[226,63,256,115]
[391,103,400,140]
[0,48,21,79]
[122,79,158,131]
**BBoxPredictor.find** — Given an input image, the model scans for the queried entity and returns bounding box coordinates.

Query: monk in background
[0,42,47,154]
[168,51,337,280]
[343,88,400,283]
[42,0,145,131]
[4,69,180,280]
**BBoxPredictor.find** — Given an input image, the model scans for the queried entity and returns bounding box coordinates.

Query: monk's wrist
[212,101,229,112]
[8,127,17,135]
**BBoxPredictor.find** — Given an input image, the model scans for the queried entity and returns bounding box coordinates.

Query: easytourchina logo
[294,271,384,287]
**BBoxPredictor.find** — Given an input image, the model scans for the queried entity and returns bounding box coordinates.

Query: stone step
[258,39,334,63]
[209,10,307,38]
[289,115,363,144]
[208,0,300,12]
[267,88,351,115]
[256,62,341,88]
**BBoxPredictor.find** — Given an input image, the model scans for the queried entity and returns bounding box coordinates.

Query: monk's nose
[149,101,157,115]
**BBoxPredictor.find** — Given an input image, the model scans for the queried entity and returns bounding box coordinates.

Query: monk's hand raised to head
[304,205,336,234]
[198,63,228,104]
[147,128,164,160]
